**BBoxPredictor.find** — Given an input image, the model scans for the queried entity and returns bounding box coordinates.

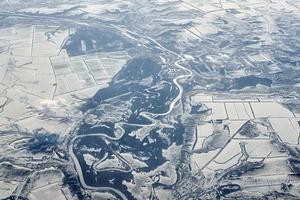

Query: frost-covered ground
[0,0,299,199]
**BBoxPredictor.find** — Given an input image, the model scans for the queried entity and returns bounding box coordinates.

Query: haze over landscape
[0,0,300,199]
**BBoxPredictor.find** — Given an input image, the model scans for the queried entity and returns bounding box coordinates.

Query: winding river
[68,26,193,199]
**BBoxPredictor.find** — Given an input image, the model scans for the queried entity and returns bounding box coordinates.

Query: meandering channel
[68,26,193,199]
